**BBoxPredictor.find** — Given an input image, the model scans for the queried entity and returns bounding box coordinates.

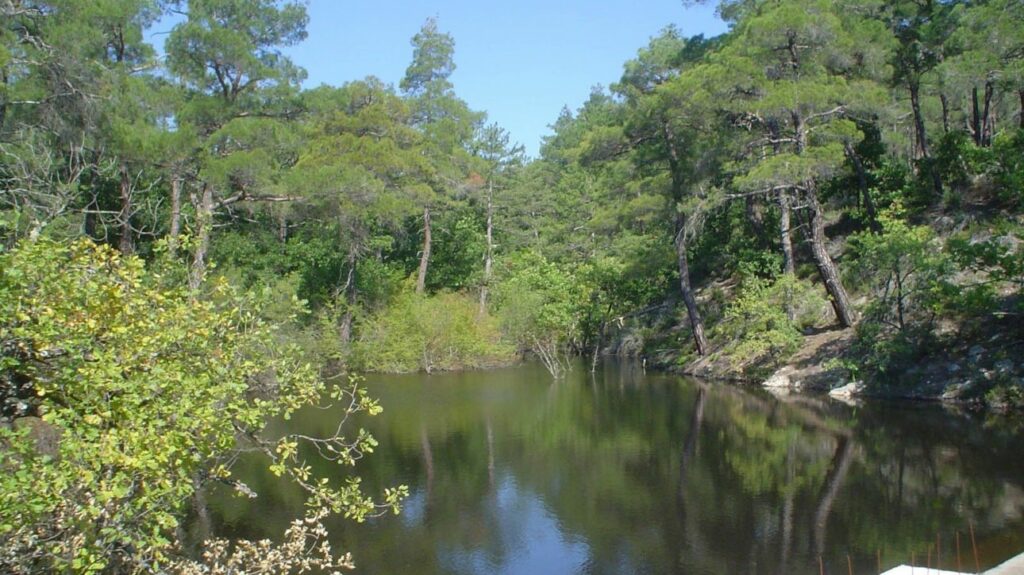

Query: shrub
[0,239,402,573]
[493,251,589,377]
[352,291,513,373]
[715,273,828,372]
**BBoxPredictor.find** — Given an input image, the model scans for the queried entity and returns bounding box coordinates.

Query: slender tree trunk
[83,192,97,239]
[118,164,134,255]
[803,187,856,327]
[189,184,213,291]
[910,81,930,159]
[339,247,357,346]
[415,207,431,294]
[0,69,7,133]
[778,190,796,276]
[972,86,983,145]
[940,92,950,134]
[746,196,765,237]
[168,174,182,256]
[277,210,288,243]
[981,79,994,147]
[675,218,709,356]
[909,80,937,195]
[661,121,709,357]
[479,184,494,316]
[910,81,943,195]
[1019,89,1024,129]
[845,144,878,229]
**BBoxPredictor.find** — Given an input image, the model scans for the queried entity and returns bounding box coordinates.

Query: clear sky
[153,1,729,157]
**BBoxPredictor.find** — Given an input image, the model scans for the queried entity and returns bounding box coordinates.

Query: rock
[968,345,986,360]
[12,416,61,458]
[763,368,797,389]
[942,381,974,400]
[995,359,1015,376]
[947,363,962,373]
[829,381,866,399]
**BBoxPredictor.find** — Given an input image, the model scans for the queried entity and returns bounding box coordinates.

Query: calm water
[194,361,1024,574]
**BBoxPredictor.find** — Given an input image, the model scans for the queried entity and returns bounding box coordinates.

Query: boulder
[829,381,866,399]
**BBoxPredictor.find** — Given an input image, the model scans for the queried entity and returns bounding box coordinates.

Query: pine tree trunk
[168,174,182,256]
[118,164,134,255]
[778,190,796,276]
[339,247,357,346]
[972,86,982,145]
[675,218,709,356]
[479,184,493,316]
[746,196,765,237]
[803,188,855,327]
[909,82,943,196]
[189,184,214,291]
[277,210,288,242]
[981,80,994,147]
[845,144,878,229]
[415,207,431,294]
[940,92,950,134]
[1019,89,1024,129]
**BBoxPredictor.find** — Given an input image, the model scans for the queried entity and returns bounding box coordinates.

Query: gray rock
[947,363,962,373]
[995,359,1015,375]
[969,345,986,359]
[942,381,973,400]
[763,371,794,388]
[829,381,866,399]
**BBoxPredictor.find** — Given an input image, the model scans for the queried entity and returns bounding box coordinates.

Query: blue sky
[152,1,728,157]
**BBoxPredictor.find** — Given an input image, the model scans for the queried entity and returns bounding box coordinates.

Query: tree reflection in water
[196,361,1024,575]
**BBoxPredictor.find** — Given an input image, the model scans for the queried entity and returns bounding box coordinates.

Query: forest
[1,0,1023,572]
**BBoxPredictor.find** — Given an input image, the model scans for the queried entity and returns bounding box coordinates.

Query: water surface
[198,361,1024,574]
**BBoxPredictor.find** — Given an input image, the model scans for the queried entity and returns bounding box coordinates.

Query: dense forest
[1,0,1023,572]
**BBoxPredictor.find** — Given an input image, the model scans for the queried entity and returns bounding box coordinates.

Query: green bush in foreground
[0,239,403,573]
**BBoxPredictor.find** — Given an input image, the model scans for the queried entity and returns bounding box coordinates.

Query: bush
[493,251,588,377]
[714,273,828,373]
[352,290,513,373]
[0,239,402,573]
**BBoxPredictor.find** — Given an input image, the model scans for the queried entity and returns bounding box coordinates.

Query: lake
[192,361,1024,574]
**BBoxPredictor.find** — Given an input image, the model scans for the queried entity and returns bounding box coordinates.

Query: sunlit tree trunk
[189,184,214,291]
[675,221,709,356]
[779,190,796,276]
[416,207,431,294]
[339,246,357,346]
[479,184,493,316]
[118,164,134,255]
[803,187,856,327]
[910,81,943,195]
[168,174,182,256]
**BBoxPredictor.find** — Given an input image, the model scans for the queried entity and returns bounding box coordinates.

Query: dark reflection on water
[196,361,1024,574]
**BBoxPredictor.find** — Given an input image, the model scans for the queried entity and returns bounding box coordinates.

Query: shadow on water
[192,360,1024,574]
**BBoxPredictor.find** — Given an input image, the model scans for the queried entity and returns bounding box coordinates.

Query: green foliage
[352,290,513,373]
[715,273,828,372]
[846,210,957,379]
[848,209,954,333]
[992,129,1024,207]
[493,251,589,377]
[0,239,400,572]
